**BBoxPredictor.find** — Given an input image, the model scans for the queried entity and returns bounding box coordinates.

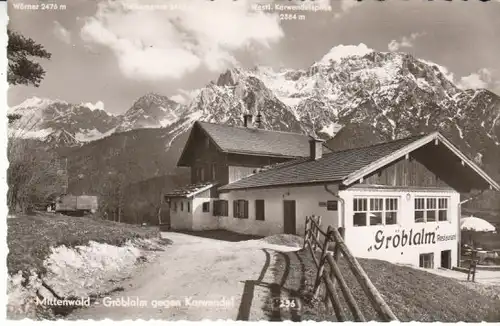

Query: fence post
[331,228,398,321]
[324,227,343,309]
[322,269,346,322]
[313,228,331,298]
[303,216,310,250]
[336,227,345,257]
[310,215,317,251]
[315,216,322,251]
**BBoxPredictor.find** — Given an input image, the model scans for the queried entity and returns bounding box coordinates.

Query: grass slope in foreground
[7,212,160,276]
[269,249,500,322]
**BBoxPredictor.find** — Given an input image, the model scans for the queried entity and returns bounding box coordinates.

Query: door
[283,200,296,235]
[441,250,451,269]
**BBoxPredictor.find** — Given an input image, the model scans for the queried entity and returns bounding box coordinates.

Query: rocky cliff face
[116,93,183,132]
[8,97,120,146]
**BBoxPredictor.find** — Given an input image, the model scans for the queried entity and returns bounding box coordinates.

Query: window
[353,197,399,227]
[213,200,228,216]
[181,201,184,211]
[187,201,190,213]
[202,202,210,213]
[212,164,217,180]
[419,253,434,269]
[194,167,204,182]
[172,201,177,212]
[415,198,425,223]
[200,167,205,182]
[414,197,449,223]
[385,198,398,225]
[369,198,383,226]
[353,198,367,226]
[438,198,448,221]
[233,200,249,219]
[255,200,265,221]
[426,198,436,222]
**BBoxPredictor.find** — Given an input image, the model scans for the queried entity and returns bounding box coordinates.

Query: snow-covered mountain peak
[216,67,248,86]
[9,96,60,114]
[116,93,183,132]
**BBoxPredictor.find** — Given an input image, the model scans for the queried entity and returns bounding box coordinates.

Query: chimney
[255,112,263,129]
[243,113,253,128]
[309,136,324,160]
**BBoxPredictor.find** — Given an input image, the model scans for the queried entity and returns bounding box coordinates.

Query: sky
[7,0,500,115]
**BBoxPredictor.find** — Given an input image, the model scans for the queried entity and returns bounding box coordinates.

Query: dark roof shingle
[219,134,427,191]
[164,182,215,198]
[197,121,331,158]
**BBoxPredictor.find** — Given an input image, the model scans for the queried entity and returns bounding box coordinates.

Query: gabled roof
[164,182,215,198]
[177,121,331,166]
[220,132,500,192]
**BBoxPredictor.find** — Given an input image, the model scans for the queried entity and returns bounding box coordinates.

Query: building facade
[165,118,499,269]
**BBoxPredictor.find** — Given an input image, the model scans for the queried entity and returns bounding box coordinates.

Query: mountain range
[8,44,500,212]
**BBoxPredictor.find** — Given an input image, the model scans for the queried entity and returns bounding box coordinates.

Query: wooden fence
[303,215,398,322]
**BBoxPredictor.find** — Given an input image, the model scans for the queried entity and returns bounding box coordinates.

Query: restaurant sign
[371,228,457,251]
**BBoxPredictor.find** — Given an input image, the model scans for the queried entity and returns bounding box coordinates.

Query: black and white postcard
[4,0,500,322]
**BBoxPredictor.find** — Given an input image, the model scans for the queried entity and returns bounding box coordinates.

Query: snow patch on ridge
[318,43,374,65]
[417,58,455,83]
[319,122,342,138]
[253,68,304,107]
[74,128,116,142]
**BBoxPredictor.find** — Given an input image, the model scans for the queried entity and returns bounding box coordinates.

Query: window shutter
[243,200,249,219]
[223,200,228,216]
[213,200,219,216]
[233,200,238,218]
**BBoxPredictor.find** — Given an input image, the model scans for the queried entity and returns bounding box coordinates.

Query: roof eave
[219,179,341,192]
[164,194,189,199]
[164,183,216,199]
[341,132,500,191]
[187,183,216,197]
[176,122,226,167]
[176,122,198,167]
[435,134,500,191]
[224,150,303,159]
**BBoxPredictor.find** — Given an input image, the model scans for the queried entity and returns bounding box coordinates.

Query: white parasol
[460,215,496,233]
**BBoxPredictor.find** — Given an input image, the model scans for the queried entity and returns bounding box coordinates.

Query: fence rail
[303,215,398,322]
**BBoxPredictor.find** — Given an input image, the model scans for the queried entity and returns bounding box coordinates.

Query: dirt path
[68,232,300,321]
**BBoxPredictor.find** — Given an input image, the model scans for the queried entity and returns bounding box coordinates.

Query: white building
[165,120,499,269]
